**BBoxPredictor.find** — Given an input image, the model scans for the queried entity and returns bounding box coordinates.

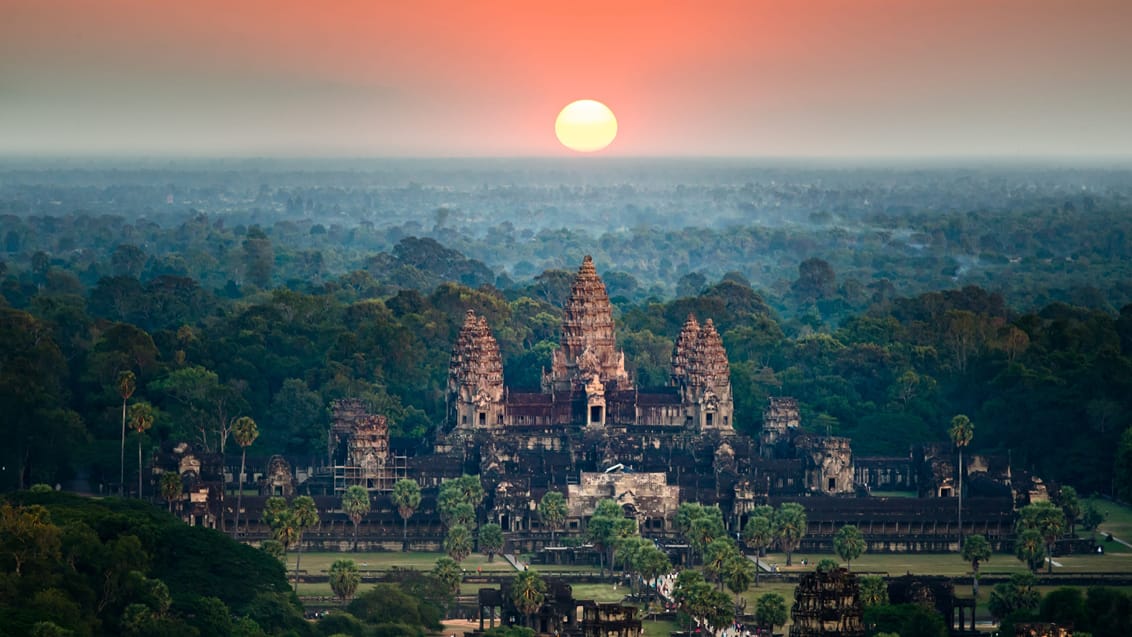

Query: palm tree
[290,496,320,589]
[858,575,889,607]
[433,556,463,595]
[635,546,671,619]
[772,503,807,566]
[328,559,360,602]
[391,478,421,552]
[478,522,505,562]
[445,524,473,562]
[127,401,155,498]
[1058,486,1082,538]
[117,370,136,497]
[961,534,992,598]
[230,416,258,535]
[723,554,755,608]
[538,490,568,546]
[341,485,371,551]
[1015,529,1044,573]
[755,592,788,634]
[742,514,773,587]
[704,538,739,590]
[833,525,867,571]
[511,570,547,629]
[949,414,974,544]
[159,471,181,513]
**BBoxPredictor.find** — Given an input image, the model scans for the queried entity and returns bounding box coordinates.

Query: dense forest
[2,160,1132,498]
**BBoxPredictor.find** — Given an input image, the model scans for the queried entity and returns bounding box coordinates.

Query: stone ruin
[788,567,865,637]
[259,455,295,497]
[329,398,398,492]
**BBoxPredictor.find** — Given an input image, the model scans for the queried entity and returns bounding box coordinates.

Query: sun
[555,99,618,153]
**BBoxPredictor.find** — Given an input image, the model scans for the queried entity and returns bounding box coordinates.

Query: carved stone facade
[447,256,735,432]
[567,471,681,528]
[330,398,397,492]
[789,567,866,637]
[260,455,296,497]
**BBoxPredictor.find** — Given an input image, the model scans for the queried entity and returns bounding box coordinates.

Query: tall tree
[704,538,740,590]
[723,554,756,608]
[961,534,992,599]
[755,592,788,634]
[833,525,867,571]
[328,559,360,602]
[538,491,568,546]
[127,401,155,498]
[949,414,974,544]
[432,557,463,595]
[242,226,274,289]
[391,478,421,552]
[1019,502,1066,574]
[230,416,259,535]
[742,514,774,587]
[510,570,547,629]
[478,522,505,563]
[1056,486,1082,538]
[341,485,371,552]
[117,370,136,497]
[445,525,472,563]
[290,496,320,589]
[772,503,807,566]
[159,471,181,514]
[1015,529,1045,573]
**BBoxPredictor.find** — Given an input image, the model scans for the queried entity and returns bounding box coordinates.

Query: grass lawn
[294,551,518,575]
[1090,497,1132,552]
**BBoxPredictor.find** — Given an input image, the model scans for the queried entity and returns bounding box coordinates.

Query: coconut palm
[961,534,992,598]
[511,570,547,629]
[290,496,320,589]
[341,485,371,552]
[391,478,421,552]
[117,370,136,497]
[538,490,568,546]
[159,471,181,513]
[127,401,155,498]
[328,559,360,602]
[949,414,974,543]
[833,525,867,571]
[230,416,258,535]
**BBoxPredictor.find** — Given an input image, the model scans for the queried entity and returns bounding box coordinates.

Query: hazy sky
[2,0,1130,157]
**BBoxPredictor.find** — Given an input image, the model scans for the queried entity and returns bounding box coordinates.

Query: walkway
[502,553,528,571]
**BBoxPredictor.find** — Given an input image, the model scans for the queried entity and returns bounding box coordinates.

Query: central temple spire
[547,256,632,392]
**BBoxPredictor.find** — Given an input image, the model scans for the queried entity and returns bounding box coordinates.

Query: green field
[292,499,1132,634]
[292,551,519,576]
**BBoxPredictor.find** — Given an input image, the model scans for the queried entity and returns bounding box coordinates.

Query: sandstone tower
[672,315,734,431]
[545,256,632,393]
[449,309,505,429]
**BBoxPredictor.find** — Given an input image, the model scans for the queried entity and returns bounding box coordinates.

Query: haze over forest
[4,157,1132,499]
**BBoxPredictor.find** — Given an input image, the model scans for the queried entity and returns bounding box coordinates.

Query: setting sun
[555,99,618,153]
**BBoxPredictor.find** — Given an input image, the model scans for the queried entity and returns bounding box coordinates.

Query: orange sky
[2,0,1130,156]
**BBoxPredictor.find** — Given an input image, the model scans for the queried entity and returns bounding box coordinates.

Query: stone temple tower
[672,315,734,431]
[545,256,632,393]
[449,309,504,429]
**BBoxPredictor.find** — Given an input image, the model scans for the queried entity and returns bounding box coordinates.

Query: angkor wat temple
[165,256,1037,553]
